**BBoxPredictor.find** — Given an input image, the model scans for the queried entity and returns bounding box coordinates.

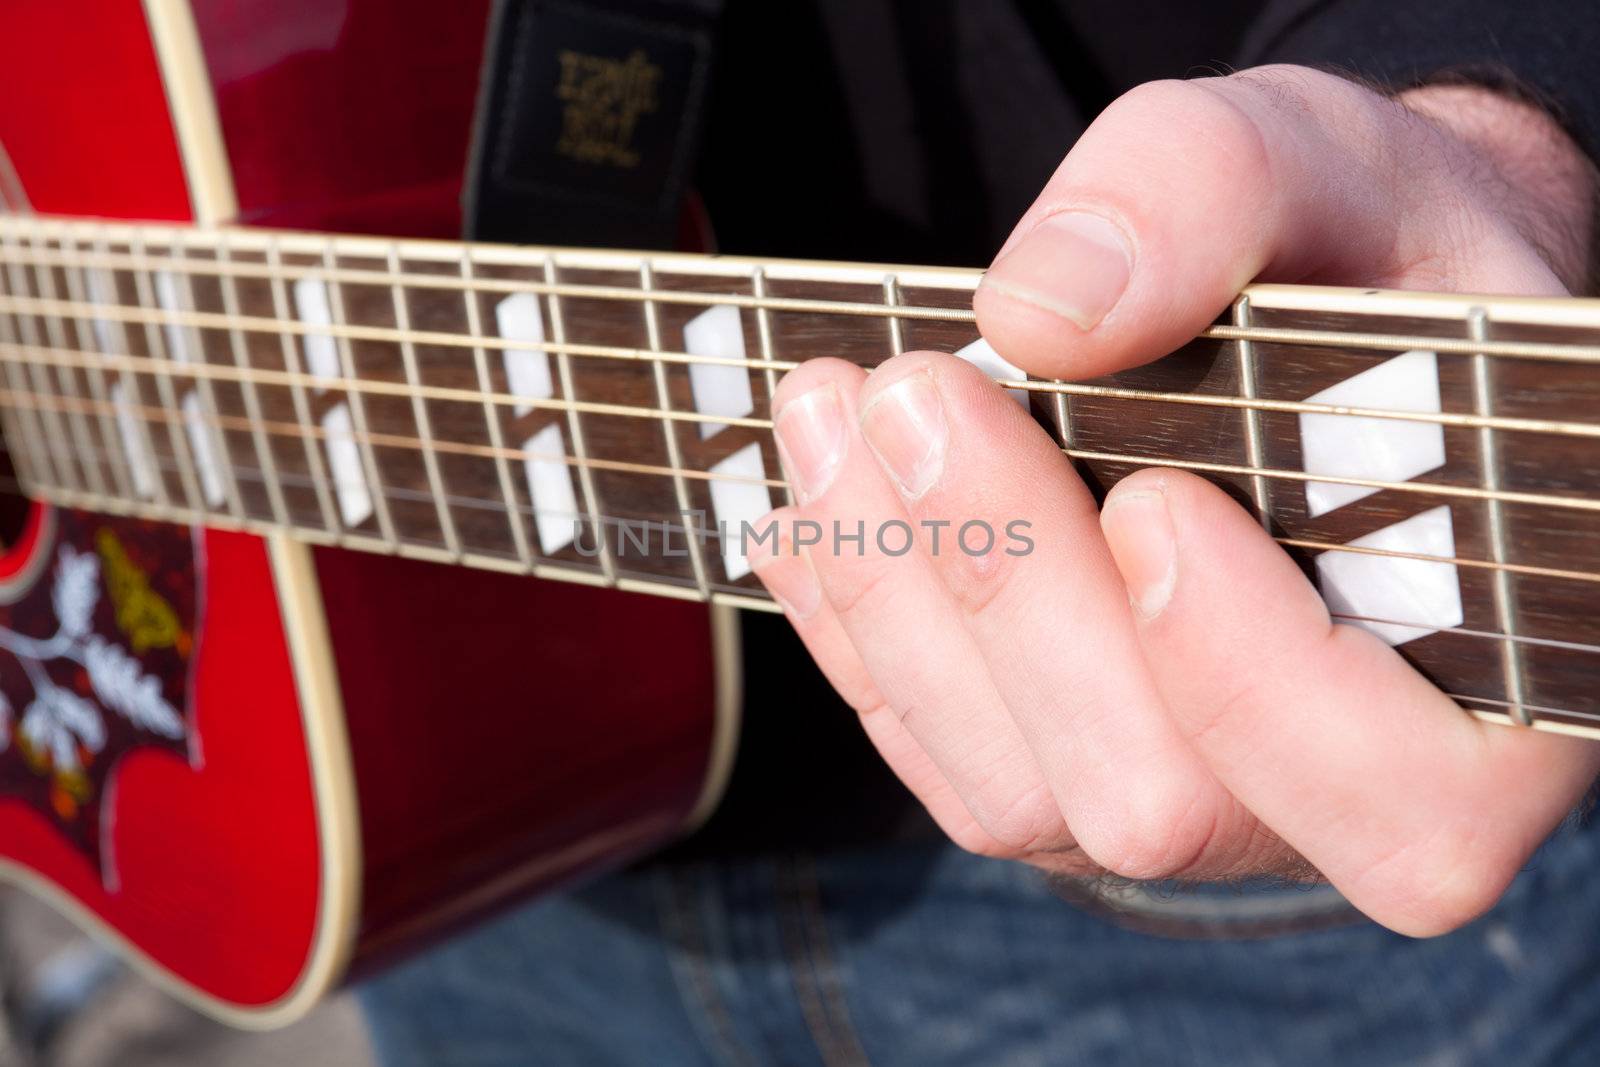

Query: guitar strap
[463,0,724,250]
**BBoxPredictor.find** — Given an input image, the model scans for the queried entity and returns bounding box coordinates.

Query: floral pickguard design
[0,511,195,878]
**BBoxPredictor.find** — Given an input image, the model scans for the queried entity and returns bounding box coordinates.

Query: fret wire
[460,247,534,570]
[751,268,793,507]
[130,232,208,512]
[0,342,50,492]
[544,253,615,581]
[3,230,89,493]
[172,228,248,519]
[1470,307,1531,726]
[216,231,289,526]
[1051,383,1075,441]
[57,238,135,501]
[0,356,41,491]
[265,237,341,536]
[12,237,1600,365]
[29,414,1600,593]
[320,245,399,545]
[1049,366,1076,456]
[388,244,460,556]
[5,290,1598,443]
[92,228,173,510]
[883,274,905,355]
[1,336,1597,516]
[1233,295,1271,529]
[641,259,711,598]
[29,231,113,496]
[0,240,62,492]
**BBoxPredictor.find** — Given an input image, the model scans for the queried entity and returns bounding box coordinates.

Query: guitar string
[7,484,1592,730]
[21,407,1600,730]
[3,255,1599,442]
[5,229,1598,725]
[2,240,1598,557]
[22,433,1600,675]
[1,328,1598,445]
[1,330,1597,517]
[6,237,1600,365]
[1446,691,1600,724]
[4,381,1600,588]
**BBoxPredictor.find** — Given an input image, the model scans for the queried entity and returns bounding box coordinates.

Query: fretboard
[0,214,1597,738]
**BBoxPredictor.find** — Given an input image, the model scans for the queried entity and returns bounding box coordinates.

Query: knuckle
[1075,785,1221,881]
[1185,673,1266,750]
[1224,64,1352,120]
[820,556,896,622]
[1108,77,1276,186]
[851,691,899,729]
[965,778,1070,856]
[939,538,1022,620]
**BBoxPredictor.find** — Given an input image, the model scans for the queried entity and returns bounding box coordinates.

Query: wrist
[1398,82,1597,292]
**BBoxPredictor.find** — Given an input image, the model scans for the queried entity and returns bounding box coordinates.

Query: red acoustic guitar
[1,0,1597,1029]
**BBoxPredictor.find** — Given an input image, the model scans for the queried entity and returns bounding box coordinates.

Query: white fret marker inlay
[1317,505,1463,646]
[109,382,156,499]
[1299,350,1445,517]
[181,392,226,507]
[709,442,773,581]
[954,337,1028,405]
[154,270,197,363]
[293,277,341,388]
[321,403,374,527]
[522,422,579,555]
[495,292,553,416]
[155,273,228,506]
[685,305,753,439]
[87,269,121,354]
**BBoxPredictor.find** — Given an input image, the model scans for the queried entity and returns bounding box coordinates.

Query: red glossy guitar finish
[0,0,723,1021]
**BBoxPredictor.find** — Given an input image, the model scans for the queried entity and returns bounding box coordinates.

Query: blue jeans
[360,815,1600,1066]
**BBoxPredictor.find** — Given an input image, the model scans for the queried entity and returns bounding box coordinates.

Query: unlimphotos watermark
[567,512,1035,559]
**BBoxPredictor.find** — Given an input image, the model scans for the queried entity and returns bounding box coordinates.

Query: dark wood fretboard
[0,214,1597,738]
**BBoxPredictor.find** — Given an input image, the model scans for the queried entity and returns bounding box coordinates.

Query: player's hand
[752,66,1600,935]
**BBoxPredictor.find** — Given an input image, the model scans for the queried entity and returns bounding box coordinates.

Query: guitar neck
[1,213,1598,736]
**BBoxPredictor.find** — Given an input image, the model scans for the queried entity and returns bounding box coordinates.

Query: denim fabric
[360,815,1600,1066]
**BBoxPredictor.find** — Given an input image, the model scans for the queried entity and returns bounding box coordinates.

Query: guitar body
[0,0,732,1025]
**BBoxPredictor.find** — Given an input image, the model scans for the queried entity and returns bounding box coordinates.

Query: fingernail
[1101,488,1176,619]
[859,371,947,499]
[747,519,822,618]
[980,211,1133,331]
[774,383,846,503]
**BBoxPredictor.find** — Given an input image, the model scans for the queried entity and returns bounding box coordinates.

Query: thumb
[973,66,1562,380]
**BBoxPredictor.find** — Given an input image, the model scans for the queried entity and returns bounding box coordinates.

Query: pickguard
[0,507,198,883]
